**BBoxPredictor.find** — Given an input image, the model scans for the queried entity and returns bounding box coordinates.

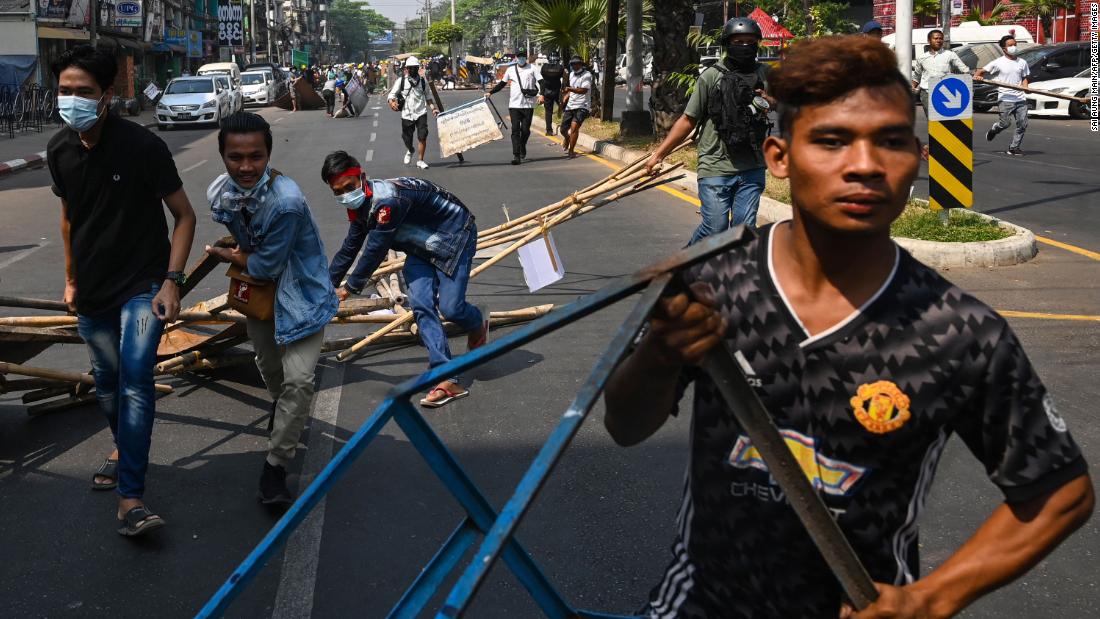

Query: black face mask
[726,44,758,69]
[408,68,420,77]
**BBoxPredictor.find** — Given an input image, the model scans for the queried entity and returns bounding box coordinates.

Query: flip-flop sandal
[419,386,469,409]
[117,506,165,537]
[91,458,119,491]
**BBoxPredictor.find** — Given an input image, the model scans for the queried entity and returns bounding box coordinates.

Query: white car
[155,76,230,130]
[240,70,275,106]
[215,75,243,114]
[1027,68,1091,119]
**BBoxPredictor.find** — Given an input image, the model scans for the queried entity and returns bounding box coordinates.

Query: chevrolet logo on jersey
[727,429,866,497]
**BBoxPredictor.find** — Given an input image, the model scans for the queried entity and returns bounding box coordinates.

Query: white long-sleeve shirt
[912,49,970,91]
[387,73,431,121]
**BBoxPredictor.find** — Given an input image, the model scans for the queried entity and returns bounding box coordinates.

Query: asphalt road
[610,86,1100,252]
[1,91,1097,618]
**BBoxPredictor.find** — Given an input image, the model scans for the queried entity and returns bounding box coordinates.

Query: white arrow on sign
[937,84,963,108]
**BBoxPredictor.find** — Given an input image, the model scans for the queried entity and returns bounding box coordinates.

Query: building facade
[873,0,1094,43]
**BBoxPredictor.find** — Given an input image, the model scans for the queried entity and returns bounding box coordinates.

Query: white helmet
[405,56,421,68]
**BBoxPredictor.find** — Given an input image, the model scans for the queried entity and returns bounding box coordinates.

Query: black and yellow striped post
[928,119,973,210]
[927,75,974,212]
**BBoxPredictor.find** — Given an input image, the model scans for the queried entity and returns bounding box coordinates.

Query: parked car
[240,70,275,106]
[243,62,288,99]
[972,42,1088,112]
[155,76,230,130]
[215,75,243,113]
[197,62,241,86]
[615,52,653,85]
[1027,67,1091,119]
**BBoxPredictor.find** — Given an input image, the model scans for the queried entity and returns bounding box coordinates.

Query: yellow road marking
[998,310,1100,322]
[1034,236,1100,262]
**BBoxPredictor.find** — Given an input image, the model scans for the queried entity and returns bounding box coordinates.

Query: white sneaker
[416,160,429,170]
[403,151,412,165]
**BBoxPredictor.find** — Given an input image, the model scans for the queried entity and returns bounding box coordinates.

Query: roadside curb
[0,151,47,178]
[573,130,1038,268]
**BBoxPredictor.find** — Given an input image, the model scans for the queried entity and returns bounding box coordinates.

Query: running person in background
[560,56,593,159]
[321,151,490,408]
[604,36,1092,618]
[486,49,541,165]
[388,56,438,170]
[540,52,565,136]
[975,35,1030,156]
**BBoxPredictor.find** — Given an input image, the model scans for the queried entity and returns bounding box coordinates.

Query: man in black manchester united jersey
[604,36,1092,618]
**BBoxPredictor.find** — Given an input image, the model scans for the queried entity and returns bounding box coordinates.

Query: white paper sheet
[517,231,565,292]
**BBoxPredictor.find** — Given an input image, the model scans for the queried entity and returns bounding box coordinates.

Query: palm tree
[649,0,696,136]
[963,1,1009,26]
[914,0,941,22]
[1014,0,1074,43]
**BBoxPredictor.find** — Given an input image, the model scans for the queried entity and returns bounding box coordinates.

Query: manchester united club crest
[850,380,911,434]
[377,206,391,225]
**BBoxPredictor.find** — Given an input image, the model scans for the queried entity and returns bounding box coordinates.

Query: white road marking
[364,149,374,162]
[0,242,46,270]
[270,361,345,619]
[369,132,376,142]
[180,159,208,173]
[370,106,380,110]
[274,117,284,124]
[372,119,378,127]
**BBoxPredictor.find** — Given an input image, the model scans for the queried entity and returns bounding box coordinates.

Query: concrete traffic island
[568,130,1038,269]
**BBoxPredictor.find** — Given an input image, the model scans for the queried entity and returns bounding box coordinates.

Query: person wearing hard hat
[387,56,438,169]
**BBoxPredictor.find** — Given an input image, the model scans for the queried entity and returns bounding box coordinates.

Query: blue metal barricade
[198,228,750,618]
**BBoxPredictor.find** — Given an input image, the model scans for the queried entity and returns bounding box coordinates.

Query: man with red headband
[322,151,490,408]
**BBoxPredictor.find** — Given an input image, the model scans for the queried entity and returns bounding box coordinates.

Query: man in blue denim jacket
[206,112,338,505]
[322,150,489,408]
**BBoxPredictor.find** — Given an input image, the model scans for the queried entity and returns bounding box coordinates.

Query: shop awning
[37,26,90,41]
[115,37,145,51]
[152,42,187,54]
[748,8,794,42]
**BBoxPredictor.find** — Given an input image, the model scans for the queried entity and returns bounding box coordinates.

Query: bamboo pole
[973,77,1088,103]
[0,295,70,312]
[27,393,99,417]
[0,362,173,393]
[22,384,76,404]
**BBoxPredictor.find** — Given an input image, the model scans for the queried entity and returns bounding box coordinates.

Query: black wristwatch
[165,271,187,286]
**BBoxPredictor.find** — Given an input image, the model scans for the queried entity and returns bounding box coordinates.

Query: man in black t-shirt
[47,46,196,538]
[605,36,1092,618]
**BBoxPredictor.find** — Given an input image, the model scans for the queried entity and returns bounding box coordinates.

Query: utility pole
[895,0,913,83]
[723,0,728,24]
[621,0,651,136]
[90,0,97,47]
[940,0,951,44]
[250,0,257,63]
[599,0,619,122]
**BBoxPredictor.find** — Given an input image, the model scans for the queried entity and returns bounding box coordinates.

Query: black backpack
[706,63,772,164]
[394,75,426,111]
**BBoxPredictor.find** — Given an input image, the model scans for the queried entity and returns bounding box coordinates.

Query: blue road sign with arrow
[929,75,973,121]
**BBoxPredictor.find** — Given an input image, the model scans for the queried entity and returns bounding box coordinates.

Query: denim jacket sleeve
[329,219,367,288]
[246,210,302,281]
[344,198,410,294]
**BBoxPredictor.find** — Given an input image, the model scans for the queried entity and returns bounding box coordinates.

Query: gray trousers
[246,318,325,467]
[991,100,1028,150]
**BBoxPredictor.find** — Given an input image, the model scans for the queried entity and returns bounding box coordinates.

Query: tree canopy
[328,0,395,60]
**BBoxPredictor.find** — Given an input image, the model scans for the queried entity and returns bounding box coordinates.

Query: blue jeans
[404,233,483,382]
[689,168,767,244]
[76,286,164,499]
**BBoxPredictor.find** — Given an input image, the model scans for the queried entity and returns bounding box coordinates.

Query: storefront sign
[164,26,186,47]
[187,30,203,58]
[218,1,244,48]
[38,0,72,19]
[113,0,142,27]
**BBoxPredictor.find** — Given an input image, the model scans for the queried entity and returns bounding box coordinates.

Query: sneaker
[467,303,490,351]
[403,151,413,165]
[511,157,521,165]
[1007,148,1024,156]
[258,461,294,506]
[985,127,996,142]
[416,160,429,170]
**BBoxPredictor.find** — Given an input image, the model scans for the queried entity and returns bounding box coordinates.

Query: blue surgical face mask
[221,167,272,212]
[518,58,528,67]
[337,186,366,209]
[57,94,104,132]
